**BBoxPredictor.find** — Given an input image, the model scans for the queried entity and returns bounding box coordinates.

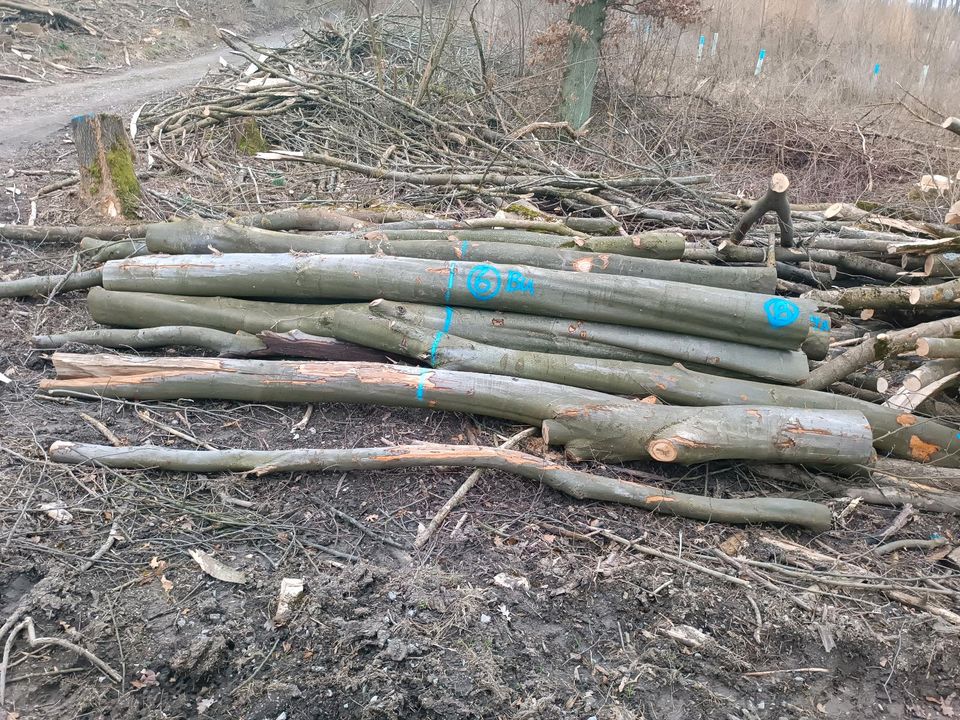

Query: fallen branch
[0,224,144,243]
[941,116,960,137]
[806,277,960,312]
[0,268,101,298]
[48,441,834,531]
[0,615,120,708]
[0,0,99,35]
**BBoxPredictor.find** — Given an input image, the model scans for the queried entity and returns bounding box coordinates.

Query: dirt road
[0,29,296,165]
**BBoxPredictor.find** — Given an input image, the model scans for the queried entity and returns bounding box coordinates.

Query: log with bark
[47,441,833,531]
[0,269,102,299]
[145,219,686,260]
[0,224,145,243]
[327,311,960,466]
[40,353,875,467]
[805,277,960,312]
[98,254,821,350]
[30,327,387,361]
[367,300,810,383]
[142,220,772,292]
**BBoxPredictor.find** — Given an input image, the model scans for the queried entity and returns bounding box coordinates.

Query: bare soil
[1,10,960,720]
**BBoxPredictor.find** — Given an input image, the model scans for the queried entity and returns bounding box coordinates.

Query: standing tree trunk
[561,0,608,130]
[70,113,140,220]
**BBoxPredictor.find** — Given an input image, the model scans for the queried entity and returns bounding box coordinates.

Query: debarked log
[329,313,959,466]
[367,300,810,384]
[144,222,769,292]
[47,441,834,530]
[40,354,874,469]
[100,254,821,350]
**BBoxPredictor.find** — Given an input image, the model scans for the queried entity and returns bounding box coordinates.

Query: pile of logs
[5,176,960,531]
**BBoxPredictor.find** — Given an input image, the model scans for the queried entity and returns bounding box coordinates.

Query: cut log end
[770,173,790,193]
[648,439,679,463]
[917,338,931,357]
[860,308,875,321]
[908,287,922,305]
[876,377,889,394]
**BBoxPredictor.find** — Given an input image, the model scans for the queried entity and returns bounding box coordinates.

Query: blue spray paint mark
[416,368,432,402]
[764,298,800,328]
[505,270,535,296]
[809,314,830,332]
[466,264,502,301]
[755,48,766,76]
[460,240,469,258]
[429,306,454,364]
[444,261,456,304]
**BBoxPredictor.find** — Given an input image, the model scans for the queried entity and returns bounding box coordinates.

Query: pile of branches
[138,17,708,214]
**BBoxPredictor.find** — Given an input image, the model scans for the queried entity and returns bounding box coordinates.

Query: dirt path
[0,28,296,165]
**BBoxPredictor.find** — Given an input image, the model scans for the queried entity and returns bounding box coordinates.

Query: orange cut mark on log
[571,257,594,273]
[909,435,940,462]
[643,496,676,504]
[896,414,917,427]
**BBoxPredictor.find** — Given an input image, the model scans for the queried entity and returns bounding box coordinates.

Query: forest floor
[1,6,959,720]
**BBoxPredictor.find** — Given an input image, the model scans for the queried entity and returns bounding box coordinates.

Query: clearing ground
[1,4,959,720]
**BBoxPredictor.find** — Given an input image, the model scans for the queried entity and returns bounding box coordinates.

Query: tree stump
[70,113,140,220]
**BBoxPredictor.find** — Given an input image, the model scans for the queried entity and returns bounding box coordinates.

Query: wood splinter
[730,173,796,248]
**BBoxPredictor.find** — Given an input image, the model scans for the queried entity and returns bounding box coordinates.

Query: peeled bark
[100,254,820,350]
[330,314,960,466]
[368,300,810,384]
[731,174,795,248]
[0,268,102,298]
[144,221,771,292]
[48,441,833,531]
[41,354,873,468]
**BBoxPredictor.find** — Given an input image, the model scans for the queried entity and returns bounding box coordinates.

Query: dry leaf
[197,697,216,714]
[160,575,174,593]
[274,577,305,625]
[493,572,531,591]
[718,532,746,556]
[188,548,247,584]
[40,502,73,524]
[131,668,159,690]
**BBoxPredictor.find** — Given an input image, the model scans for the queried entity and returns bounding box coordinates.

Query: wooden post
[70,113,140,220]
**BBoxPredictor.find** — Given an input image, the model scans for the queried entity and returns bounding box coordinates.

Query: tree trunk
[143,221,767,292]
[70,113,140,219]
[328,312,960,466]
[805,278,960,312]
[99,254,820,350]
[86,287,357,337]
[731,173,795,247]
[48,441,833,531]
[40,353,874,467]
[367,300,810,384]
[561,0,608,130]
